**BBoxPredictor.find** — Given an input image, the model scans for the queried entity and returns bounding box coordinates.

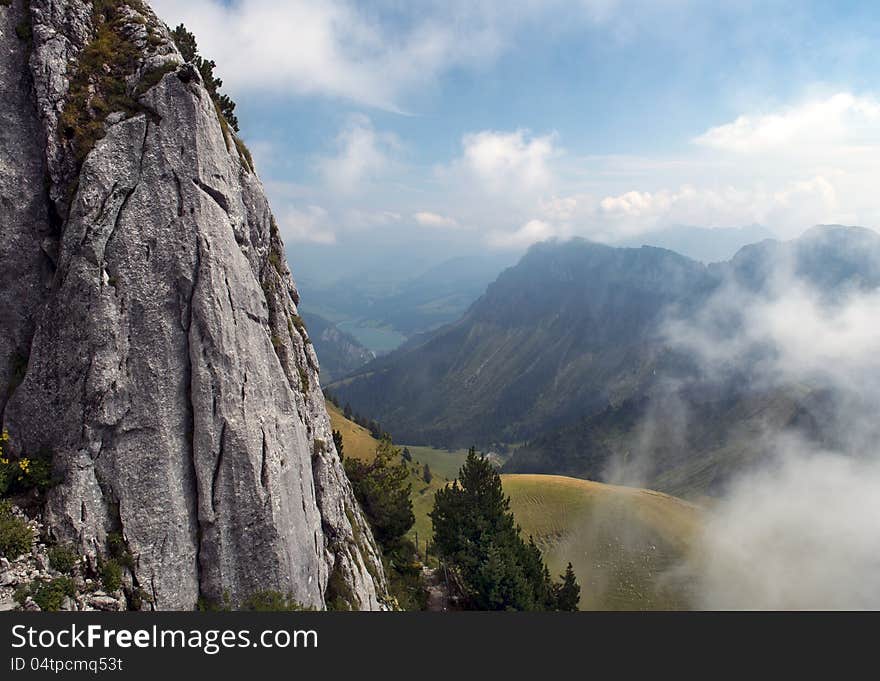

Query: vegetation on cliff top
[60,1,146,173]
[170,23,238,131]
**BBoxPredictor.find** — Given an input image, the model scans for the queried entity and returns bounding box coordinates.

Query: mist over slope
[506,226,880,492]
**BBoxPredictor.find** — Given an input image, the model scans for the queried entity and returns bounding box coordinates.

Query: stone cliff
[0,0,387,610]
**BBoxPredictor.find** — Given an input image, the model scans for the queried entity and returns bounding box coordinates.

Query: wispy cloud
[487,219,568,249]
[151,0,700,111]
[315,115,399,194]
[414,211,460,229]
[694,93,880,153]
[278,205,337,245]
[151,0,508,111]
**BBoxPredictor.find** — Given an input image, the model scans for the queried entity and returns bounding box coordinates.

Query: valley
[315,224,880,610]
[330,225,880,500]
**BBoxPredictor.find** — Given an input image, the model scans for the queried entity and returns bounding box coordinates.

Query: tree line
[339,422,580,610]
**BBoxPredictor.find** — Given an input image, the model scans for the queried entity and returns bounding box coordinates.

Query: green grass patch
[0,501,32,559]
[100,558,123,592]
[132,62,176,98]
[15,576,75,611]
[241,591,312,611]
[48,543,80,574]
[59,2,142,175]
[234,135,254,173]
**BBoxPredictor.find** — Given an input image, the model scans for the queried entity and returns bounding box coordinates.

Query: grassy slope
[326,402,468,550]
[327,402,701,610]
[327,401,378,462]
[503,474,701,610]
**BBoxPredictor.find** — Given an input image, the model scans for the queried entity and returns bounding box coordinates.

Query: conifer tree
[555,562,581,611]
[343,437,414,548]
[430,448,576,610]
[171,24,239,131]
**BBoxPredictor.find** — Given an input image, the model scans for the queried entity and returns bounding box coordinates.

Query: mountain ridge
[333,225,880,496]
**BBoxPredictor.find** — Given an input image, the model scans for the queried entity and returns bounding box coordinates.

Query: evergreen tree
[344,437,414,548]
[343,402,353,419]
[554,563,581,611]
[422,463,432,484]
[170,24,239,131]
[402,447,412,462]
[430,448,572,610]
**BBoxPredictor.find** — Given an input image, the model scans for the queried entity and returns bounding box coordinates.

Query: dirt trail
[423,567,449,612]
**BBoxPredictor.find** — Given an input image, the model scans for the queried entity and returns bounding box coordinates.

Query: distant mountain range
[614,224,774,263]
[299,253,518,353]
[332,239,715,444]
[330,225,880,498]
[299,226,769,356]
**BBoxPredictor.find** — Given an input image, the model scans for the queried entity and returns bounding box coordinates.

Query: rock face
[0,0,387,610]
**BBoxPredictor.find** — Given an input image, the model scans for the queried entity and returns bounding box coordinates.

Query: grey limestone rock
[0,0,387,610]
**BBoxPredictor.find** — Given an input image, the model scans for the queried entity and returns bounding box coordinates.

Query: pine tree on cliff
[170,24,239,131]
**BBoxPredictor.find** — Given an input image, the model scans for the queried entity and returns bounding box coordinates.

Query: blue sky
[151,0,880,281]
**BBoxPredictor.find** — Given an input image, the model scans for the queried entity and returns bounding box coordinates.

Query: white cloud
[151,0,693,111]
[316,115,398,194]
[694,92,880,153]
[588,178,839,239]
[151,0,507,110]
[414,211,460,229]
[459,129,558,194]
[487,219,568,249]
[441,95,880,250]
[345,209,402,229]
[235,82,880,255]
[696,449,880,609]
[279,205,337,245]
